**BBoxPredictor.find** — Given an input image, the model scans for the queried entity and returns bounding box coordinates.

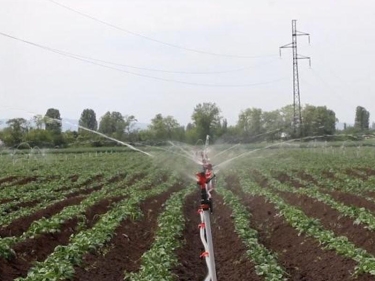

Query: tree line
[0,103,371,148]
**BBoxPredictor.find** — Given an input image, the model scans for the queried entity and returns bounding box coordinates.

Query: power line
[46,0,278,59]
[7,36,278,75]
[0,31,287,87]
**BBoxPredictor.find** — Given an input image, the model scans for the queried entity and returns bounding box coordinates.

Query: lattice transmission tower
[280,20,311,137]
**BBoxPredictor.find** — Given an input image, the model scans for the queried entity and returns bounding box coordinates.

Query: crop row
[125,186,194,281]
[0,160,153,227]
[238,170,375,276]
[0,167,167,259]
[16,175,180,281]
[282,169,375,205]
[216,179,287,281]
[258,170,375,232]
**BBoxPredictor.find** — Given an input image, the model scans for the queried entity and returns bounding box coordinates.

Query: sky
[0,0,375,127]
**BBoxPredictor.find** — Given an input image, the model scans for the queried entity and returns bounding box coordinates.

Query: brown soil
[0,196,85,237]
[274,172,304,188]
[84,196,125,229]
[65,184,104,198]
[0,176,18,186]
[321,170,342,182]
[356,167,375,177]
[243,173,373,281]
[76,174,103,188]
[106,173,127,184]
[345,169,368,181]
[0,198,13,204]
[296,171,321,186]
[0,196,125,281]
[10,176,39,186]
[172,192,206,280]
[69,174,79,183]
[172,190,262,281]
[0,218,78,281]
[70,184,182,281]
[0,200,41,216]
[277,190,375,261]
[327,191,375,214]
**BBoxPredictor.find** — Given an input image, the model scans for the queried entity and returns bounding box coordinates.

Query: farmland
[2,145,375,280]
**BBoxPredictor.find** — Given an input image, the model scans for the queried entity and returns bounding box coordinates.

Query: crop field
[2,145,375,280]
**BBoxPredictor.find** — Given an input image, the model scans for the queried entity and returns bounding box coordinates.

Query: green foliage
[355,106,370,131]
[302,104,336,137]
[217,182,287,280]
[191,102,222,141]
[98,111,137,142]
[239,174,375,277]
[237,108,263,139]
[125,187,193,281]
[79,109,98,133]
[1,118,28,146]
[149,114,181,141]
[45,108,62,134]
[24,129,54,147]
[15,162,176,281]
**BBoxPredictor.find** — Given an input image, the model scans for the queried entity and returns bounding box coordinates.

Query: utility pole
[280,20,311,138]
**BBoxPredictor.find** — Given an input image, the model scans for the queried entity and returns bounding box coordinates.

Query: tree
[123,115,137,135]
[278,105,295,138]
[2,118,28,146]
[149,114,180,141]
[78,109,98,134]
[216,118,228,139]
[262,110,284,141]
[191,103,222,141]
[185,123,198,144]
[44,108,62,134]
[98,111,128,140]
[237,108,263,141]
[301,105,337,137]
[354,106,370,131]
[24,129,53,147]
[33,115,44,129]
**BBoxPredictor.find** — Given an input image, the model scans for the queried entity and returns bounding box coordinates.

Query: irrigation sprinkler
[196,135,217,281]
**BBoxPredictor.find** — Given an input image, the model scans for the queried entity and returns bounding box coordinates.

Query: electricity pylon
[280,19,311,138]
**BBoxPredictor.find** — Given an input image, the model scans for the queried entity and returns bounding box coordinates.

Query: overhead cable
[46,0,277,59]
[0,31,287,87]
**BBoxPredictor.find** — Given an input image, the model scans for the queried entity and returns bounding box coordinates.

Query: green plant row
[0,177,106,228]
[285,170,375,206]
[300,169,375,194]
[0,168,162,259]
[261,171,375,232]
[124,186,194,281]
[216,180,287,281]
[0,156,147,204]
[16,177,179,281]
[0,160,154,228]
[239,174,375,277]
